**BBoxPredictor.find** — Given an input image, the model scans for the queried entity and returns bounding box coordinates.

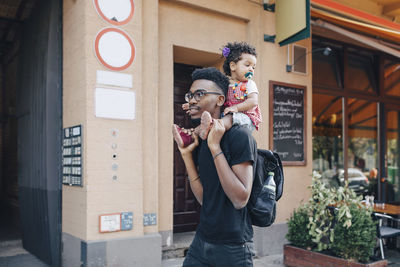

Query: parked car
[321,168,369,195]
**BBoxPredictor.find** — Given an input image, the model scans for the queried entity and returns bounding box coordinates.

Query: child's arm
[223,92,258,115]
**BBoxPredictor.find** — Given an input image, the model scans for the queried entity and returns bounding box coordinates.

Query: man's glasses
[185,89,222,102]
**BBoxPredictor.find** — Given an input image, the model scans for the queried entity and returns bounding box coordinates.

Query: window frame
[312,36,400,202]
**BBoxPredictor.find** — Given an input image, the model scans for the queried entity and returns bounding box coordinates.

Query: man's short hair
[192,67,230,97]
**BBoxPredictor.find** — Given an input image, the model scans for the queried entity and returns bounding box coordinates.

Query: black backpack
[247,149,284,227]
[222,143,284,227]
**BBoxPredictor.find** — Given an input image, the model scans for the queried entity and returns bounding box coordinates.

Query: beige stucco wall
[63,0,160,241]
[62,0,313,243]
[62,0,88,240]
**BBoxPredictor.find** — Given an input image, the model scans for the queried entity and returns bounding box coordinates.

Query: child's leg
[197,111,213,140]
[231,113,256,132]
[195,111,254,140]
[221,114,233,131]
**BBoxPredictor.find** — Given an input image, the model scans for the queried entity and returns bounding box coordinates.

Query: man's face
[186,79,224,119]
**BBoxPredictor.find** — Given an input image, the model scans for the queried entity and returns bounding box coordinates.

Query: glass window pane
[384,58,400,97]
[346,48,377,93]
[312,42,342,89]
[313,94,343,189]
[347,98,377,196]
[386,110,400,203]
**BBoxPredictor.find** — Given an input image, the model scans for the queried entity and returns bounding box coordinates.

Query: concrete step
[0,239,28,257]
[162,231,194,260]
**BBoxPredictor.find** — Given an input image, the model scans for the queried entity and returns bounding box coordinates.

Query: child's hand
[224,106,238,115]
[182,103,189,110]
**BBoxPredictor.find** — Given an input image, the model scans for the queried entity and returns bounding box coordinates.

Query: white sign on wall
[97,70,133,88]
[99,213,121,233]
[94,28,135,71]
[95,87,135,120]
[93,0,134,25]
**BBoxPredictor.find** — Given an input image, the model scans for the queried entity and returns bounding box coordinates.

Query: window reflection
[312,42,342,89]
[346,49,377,93]
[313,94,343,188]
[386,110,400,203]
[384,59,400,97]
[348,99,377,196]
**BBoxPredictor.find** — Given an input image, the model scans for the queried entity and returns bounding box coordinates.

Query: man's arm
[208,120,253,209]
[178,134,203,205]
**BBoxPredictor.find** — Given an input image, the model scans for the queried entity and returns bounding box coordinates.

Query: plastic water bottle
[265,172,276,199]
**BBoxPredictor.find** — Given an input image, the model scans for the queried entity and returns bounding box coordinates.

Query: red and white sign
[93,0,134,26]
[99,213,121,233]
[94,27,135,71]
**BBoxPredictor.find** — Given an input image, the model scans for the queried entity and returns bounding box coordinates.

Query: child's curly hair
[222,42,257,76]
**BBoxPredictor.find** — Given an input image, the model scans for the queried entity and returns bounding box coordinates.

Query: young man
[174,67,257,266]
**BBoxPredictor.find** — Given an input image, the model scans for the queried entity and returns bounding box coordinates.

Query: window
[346,48,377,94]
[312,37,396,199]
[347,98,377,195]
[384,58,400,97]
[313,94,343,188]
[386,110,400,202]
[312,41,343,90]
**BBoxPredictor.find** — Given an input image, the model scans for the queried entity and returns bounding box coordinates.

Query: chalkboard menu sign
[269,81,306,165]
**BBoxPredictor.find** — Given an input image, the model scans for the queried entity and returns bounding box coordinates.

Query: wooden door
[173,63,201,233]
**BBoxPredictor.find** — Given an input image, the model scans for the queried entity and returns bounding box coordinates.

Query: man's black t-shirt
[196,126,257,244]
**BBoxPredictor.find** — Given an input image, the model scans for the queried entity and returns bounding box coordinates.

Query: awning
[311,7,400,44]
[312,18,400,58]
[311,0,400,32]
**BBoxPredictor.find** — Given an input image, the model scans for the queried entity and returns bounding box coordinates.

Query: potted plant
[284,171,387,267]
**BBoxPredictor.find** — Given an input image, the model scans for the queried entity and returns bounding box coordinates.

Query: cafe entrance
[312,36,400,204]
[386,107,400,203]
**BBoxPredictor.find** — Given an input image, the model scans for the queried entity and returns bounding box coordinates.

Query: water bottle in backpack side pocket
[265,172,276,200]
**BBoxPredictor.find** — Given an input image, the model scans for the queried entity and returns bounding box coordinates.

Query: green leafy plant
[331,202,376,263]
[286,205,313,249]
[286,171,377,263]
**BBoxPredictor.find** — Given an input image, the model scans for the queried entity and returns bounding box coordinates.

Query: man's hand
[207,119,225,153]
[178,131,199,158]
[223,106,238,115]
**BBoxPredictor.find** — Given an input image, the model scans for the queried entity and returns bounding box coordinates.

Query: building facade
[0,0,399,266]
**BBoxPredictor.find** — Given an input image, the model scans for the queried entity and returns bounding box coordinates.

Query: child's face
[230,53,257,81]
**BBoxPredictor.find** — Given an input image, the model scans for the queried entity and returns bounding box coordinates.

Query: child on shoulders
[173,41,262,147]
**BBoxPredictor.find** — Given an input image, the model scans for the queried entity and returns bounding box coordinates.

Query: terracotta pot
[283,244,387,267]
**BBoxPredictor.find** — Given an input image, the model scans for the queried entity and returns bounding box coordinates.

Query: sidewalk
[162,254,285,267]
[1,236,399,267]
[162,231,285,267]
[0,240,48,267]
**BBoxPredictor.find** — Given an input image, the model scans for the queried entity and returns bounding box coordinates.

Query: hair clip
[222,47,230,57]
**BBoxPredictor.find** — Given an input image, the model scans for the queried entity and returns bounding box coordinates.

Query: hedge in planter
[331,202,376,263]
[286,171,378,264]
[286,205,313,249]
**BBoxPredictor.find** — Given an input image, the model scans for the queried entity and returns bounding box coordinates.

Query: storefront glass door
[347,98,377,196]
[312,94,343,188]
[386,109,400,203]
